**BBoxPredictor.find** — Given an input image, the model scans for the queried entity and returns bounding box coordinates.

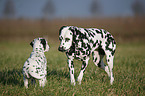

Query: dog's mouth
[58,47,68,52]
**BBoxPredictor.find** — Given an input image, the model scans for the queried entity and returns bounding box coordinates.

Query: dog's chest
[74,49,90,60]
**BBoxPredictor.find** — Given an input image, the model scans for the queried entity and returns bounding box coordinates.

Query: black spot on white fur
[23,38,49,88]
[58,26,116,85]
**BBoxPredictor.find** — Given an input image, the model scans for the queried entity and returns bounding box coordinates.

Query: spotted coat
[58,26,116,85]
[23,38,49,88]
[66,26,116,60]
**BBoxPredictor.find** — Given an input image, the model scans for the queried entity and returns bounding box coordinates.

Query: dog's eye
[59,37,63,41]
[65,38,70,42]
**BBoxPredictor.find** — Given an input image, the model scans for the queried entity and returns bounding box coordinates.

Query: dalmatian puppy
[23,38,49,88]
[58,26,116,85]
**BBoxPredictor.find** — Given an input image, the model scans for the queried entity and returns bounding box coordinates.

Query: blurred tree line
[2,0,145,19]
[3,0,15,18]
[132,0,145,17]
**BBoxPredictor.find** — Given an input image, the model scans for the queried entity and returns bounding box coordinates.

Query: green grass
[0,41,145,96]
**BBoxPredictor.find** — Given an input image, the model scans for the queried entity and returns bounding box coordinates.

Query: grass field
[0,18,145,95]
[0,41,145,95]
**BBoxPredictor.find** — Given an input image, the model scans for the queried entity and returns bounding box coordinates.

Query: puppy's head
[30,38,49,52]
[58,26,73,52]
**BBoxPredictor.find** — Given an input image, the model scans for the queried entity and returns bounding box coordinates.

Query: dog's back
[23,38,49,88]
[23,52,46,79]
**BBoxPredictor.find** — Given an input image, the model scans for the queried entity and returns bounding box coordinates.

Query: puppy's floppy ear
[30,40,34,47]
[40,38,46,50]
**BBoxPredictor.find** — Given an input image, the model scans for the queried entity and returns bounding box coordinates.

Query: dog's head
[30,38,49,52]
[58,26,73,52]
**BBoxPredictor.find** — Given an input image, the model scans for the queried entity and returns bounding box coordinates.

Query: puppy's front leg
[67,59,75,86]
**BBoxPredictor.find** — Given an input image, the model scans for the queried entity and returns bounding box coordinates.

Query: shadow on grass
[47,69,70,80]
[0,68,23,87]
[0,68,70,87]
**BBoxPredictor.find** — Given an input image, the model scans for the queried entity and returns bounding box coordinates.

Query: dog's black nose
[58,47,63,52]
[58,46,66,52]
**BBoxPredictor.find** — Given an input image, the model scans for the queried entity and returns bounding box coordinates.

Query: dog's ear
[40,38,46,50]
[68,27,74,33]
[30,40,34,47]
[59,26,66,35]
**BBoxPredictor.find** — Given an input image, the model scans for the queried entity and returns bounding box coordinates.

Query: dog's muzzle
[58,46,66,52]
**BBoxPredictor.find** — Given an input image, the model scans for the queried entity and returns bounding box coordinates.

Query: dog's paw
[71,82,76,86]
[71,80,76,86]
[77,78,82,85]
[110,77,114,85]
[77,71,83,85]
[25,85,28,89]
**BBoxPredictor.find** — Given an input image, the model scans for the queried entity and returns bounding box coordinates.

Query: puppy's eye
[65,38,70,42]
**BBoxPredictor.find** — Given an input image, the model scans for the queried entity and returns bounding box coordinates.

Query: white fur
[23,38,49,88]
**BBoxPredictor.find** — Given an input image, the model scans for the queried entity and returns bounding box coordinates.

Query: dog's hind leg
[23,70,29,88]
[39,77,46,87]
[92,48,109,70]
[31,78,36,87]
[92,50,100,67]
[23,77,28,88]
[92,49,110,82]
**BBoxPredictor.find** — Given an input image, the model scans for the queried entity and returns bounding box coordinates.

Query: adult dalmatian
[23,38,49,88]
[58,26,116,86]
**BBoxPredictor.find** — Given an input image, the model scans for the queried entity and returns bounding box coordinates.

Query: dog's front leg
[67,59,75,86]
[77,57,89,85]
